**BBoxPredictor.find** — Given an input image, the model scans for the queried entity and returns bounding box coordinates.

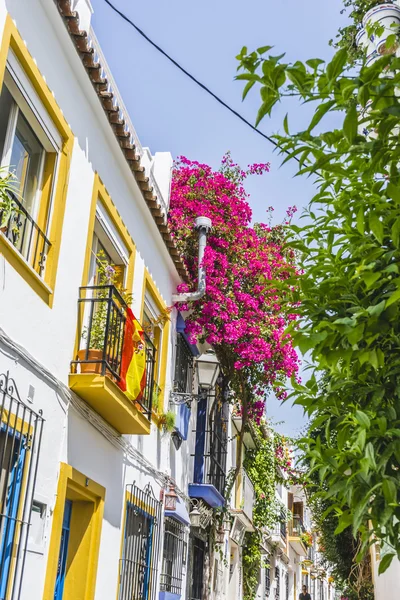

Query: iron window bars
[160,517,187,595]
[192,379,228,496]
[71,285,157,419]
[265,566,271,597]
[173,334,194,395]
[275,567,280,600]
[0,371,44,600]
[285,572,289,600]
[118,482,162,600]
[280,507,287,539]
[188,534,206,600]
[0,190,51,278]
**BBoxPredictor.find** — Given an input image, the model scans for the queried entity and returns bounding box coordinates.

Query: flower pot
[77,349,106,374]
[363,3,400,55]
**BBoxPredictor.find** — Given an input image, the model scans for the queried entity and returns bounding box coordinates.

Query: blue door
[0,438,25,600]
[54,499,73,600]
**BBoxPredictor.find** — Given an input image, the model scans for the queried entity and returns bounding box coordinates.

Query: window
[160,518,187,595]
[275,567,280,600]
[0,50,62,278]
[189,535,205,600]
[0,19,73,304]
[118,483,162,600]
[174,333,194,393]
[285,572,289,600]
[265,566,271,597]
[141,274,170,414]
[0,371,44,599]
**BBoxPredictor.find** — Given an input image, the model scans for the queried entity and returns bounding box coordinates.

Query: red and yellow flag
[118,308,147,401]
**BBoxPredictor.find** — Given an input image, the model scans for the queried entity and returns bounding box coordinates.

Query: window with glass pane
[0,65,57,277]
[160,518,186,595]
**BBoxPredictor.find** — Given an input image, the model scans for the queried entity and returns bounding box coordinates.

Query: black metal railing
[307,545,315,562]
[160,518,186,595]
[0,190,51,277]
[173,333,193,393]
[288,514,306,537]
[118,482,162,600]
[0,371,44,599]
[189,535,206,600]
[275,567,280,600]
[72,285,157,419]
[265,566,271,597]
[271,507,287,540]
[205,382,228,495]
[285,572,289,600]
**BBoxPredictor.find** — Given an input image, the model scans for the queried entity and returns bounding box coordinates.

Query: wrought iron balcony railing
[71,284,156,419]
[0,190,51,277]
[288,514,306,537]
[271,507,287,539]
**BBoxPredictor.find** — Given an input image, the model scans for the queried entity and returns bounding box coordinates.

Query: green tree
[235,30,400,572]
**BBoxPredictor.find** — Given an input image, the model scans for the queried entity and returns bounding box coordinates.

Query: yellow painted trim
[43,463,105,600]
[73,173,137,365]
[0,16,73,307]
[69,373,151,435]
[141,270,171,414]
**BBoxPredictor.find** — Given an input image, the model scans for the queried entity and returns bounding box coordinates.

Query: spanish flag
[118,308,147,402]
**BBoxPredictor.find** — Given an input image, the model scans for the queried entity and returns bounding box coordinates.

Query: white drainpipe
[172,216,212,303]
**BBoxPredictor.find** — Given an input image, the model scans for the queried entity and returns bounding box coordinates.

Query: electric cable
[102,0,301,164]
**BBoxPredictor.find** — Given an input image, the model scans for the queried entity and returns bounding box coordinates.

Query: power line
[102,0,300,163]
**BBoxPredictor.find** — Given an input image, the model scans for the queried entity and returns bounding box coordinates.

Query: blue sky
[91,0,347,435]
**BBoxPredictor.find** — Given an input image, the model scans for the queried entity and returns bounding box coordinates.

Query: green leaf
[257,45,273,55]
[361,272,381,289]
[387,182,400,203]
[356,208,365,235]
[355,410,371,429]
[386,288,400,308]
[367,300,386,317]
[369,214,384,244]
[306,58,325,70]
[383,479,397,504]
[343,103,358,144]
[379,553,395,574]
[391,217,400,248]
[242,80,256,101]
[365,442,376,468]
[326,48,347,83]
[283,114,289,135]
[307,101,335,133]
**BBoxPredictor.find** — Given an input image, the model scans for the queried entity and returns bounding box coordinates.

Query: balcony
[288,515,309,557]
[0,190,51,278]
[69,285,156,435]
[231,468,255,531]
[270,508,287,550]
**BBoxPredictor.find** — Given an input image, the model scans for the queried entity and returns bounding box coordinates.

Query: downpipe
[172,216,212,303]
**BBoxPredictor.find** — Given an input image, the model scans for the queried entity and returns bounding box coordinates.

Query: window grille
[207,378,228,495]
[265,566,271,596]
[174,334,193,393]
[118,482,162,600]
[0,371,44,599]
[189,535,205,600]
[160,518,186,595]
[285,572,289,600]
[275,567,280,600]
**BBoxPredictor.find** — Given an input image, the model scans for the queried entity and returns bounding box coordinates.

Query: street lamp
[189,503,201,528]
[196,350,220,391]
[164,484,178,511]
[169,349,220,405]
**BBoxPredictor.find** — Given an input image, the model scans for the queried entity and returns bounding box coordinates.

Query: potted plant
[0,169,23,238]
[78,250,133,374]
[357,2,400,56]
[158,410,176,433]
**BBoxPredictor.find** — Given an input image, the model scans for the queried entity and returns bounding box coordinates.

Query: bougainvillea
[169,152,299,425]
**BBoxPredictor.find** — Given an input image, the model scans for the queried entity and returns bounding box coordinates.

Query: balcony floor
[189,483,224,508]
[69,373,151,435]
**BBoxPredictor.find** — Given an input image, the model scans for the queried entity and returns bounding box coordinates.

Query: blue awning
[176,313,199,357]
[165,496,191,526]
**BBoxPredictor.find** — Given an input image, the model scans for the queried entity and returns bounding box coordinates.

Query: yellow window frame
[0,16,73,306]
[42,463,105,600]
[72,173,136,364]
[141,271,170,418]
